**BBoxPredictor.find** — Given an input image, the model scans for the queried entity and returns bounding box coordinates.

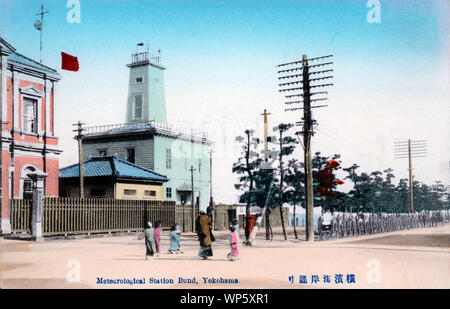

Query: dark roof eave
[83,129,155,140]
[83,129,212,145]
[116,176,168,183]
[8,60,61,81]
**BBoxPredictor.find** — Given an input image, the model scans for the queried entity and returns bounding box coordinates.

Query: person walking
[168,224,181,254]
[175,223,184,253]
[154,221,161,254]
[144,222,156,260]
[227,225,239,261]
[231,218,240,238]
[196,211,214,259]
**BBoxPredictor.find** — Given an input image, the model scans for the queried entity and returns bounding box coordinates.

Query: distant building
[59,155,168,200]
[1,37,62,234]
[81,49,212,209]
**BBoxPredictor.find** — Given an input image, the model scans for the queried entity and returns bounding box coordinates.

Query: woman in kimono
[153,221,161,254]
[196,211,213,259]
[168,225,180,254]
[227,226,239,261]
[144,222,156,259]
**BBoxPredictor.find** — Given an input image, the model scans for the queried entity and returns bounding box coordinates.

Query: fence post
[28,171,47,241]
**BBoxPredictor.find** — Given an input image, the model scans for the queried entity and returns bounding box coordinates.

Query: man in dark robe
[196,211,213,259]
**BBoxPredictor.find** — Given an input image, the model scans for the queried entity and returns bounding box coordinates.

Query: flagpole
[35,3,49,64]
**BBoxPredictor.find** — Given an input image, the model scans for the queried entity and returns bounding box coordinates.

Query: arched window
[20,165,38,199]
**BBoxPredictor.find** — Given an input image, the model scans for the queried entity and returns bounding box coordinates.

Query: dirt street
[1,224,449,289]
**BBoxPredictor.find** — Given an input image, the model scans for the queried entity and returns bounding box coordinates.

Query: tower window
[126,148,136,163]
[166,148,172,169]
[135,76,143,83]
[134,95,143,120]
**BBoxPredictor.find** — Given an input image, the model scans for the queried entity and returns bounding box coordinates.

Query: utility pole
[408,140,414,212]
[34,3,49,64]
[190,165,196,232]
[302,55,314,242]
[394,139,427,213]
[277,54,334,241]
[209,147,215,229]
[73,121,85,198]
[261,109,272,240]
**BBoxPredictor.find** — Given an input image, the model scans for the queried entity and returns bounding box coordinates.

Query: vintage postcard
[0,0,449,299]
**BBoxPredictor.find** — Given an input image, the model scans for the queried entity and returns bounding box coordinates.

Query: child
[168,224,183,254]
[175,223,184,253]
[227,226,239,261]
[231,218,240,238]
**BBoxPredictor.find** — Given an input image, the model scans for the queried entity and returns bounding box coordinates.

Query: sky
[1,0,449,205]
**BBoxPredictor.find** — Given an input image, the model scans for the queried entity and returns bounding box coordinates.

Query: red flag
[61,52,79,71]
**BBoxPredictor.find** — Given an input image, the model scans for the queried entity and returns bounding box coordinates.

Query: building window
[124,189,137,196]
[127,148,136,164]
[145,190,156,197]
[23,179,33,199]
[166,187,172,198]
[98,149,107,157]
[23,97,38,133]
[166,148,171,169]
[135,76,143,83]
[134,95,143,120]
[91,189,105,197]
[198,158,201,173]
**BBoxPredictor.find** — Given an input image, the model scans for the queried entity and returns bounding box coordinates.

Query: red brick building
[1,38,61,234]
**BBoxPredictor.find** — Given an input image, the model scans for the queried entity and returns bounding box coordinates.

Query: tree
[393,179,409,213]
[312,152,344,211]
[251,167,278,240]
[284,158,305,239]
[273,123,297,240]
[232,129,261,216]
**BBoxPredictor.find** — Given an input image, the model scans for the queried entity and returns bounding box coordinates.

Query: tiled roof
[8,52,60,78]
[60,155,168,182]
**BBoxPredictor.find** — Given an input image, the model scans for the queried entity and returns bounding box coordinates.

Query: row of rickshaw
[317,210,449,240]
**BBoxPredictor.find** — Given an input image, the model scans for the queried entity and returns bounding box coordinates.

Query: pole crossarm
[279,83,333,93]
[278,75,333,87]
[285,98,328,105]
[285,104,328,112]
[278,70,334,81]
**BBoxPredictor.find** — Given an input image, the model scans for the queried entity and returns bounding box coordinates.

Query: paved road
[1,224,449,289]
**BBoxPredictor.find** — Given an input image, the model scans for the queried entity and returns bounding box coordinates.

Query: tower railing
[131,51,160,64]
[83,120,209,140]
